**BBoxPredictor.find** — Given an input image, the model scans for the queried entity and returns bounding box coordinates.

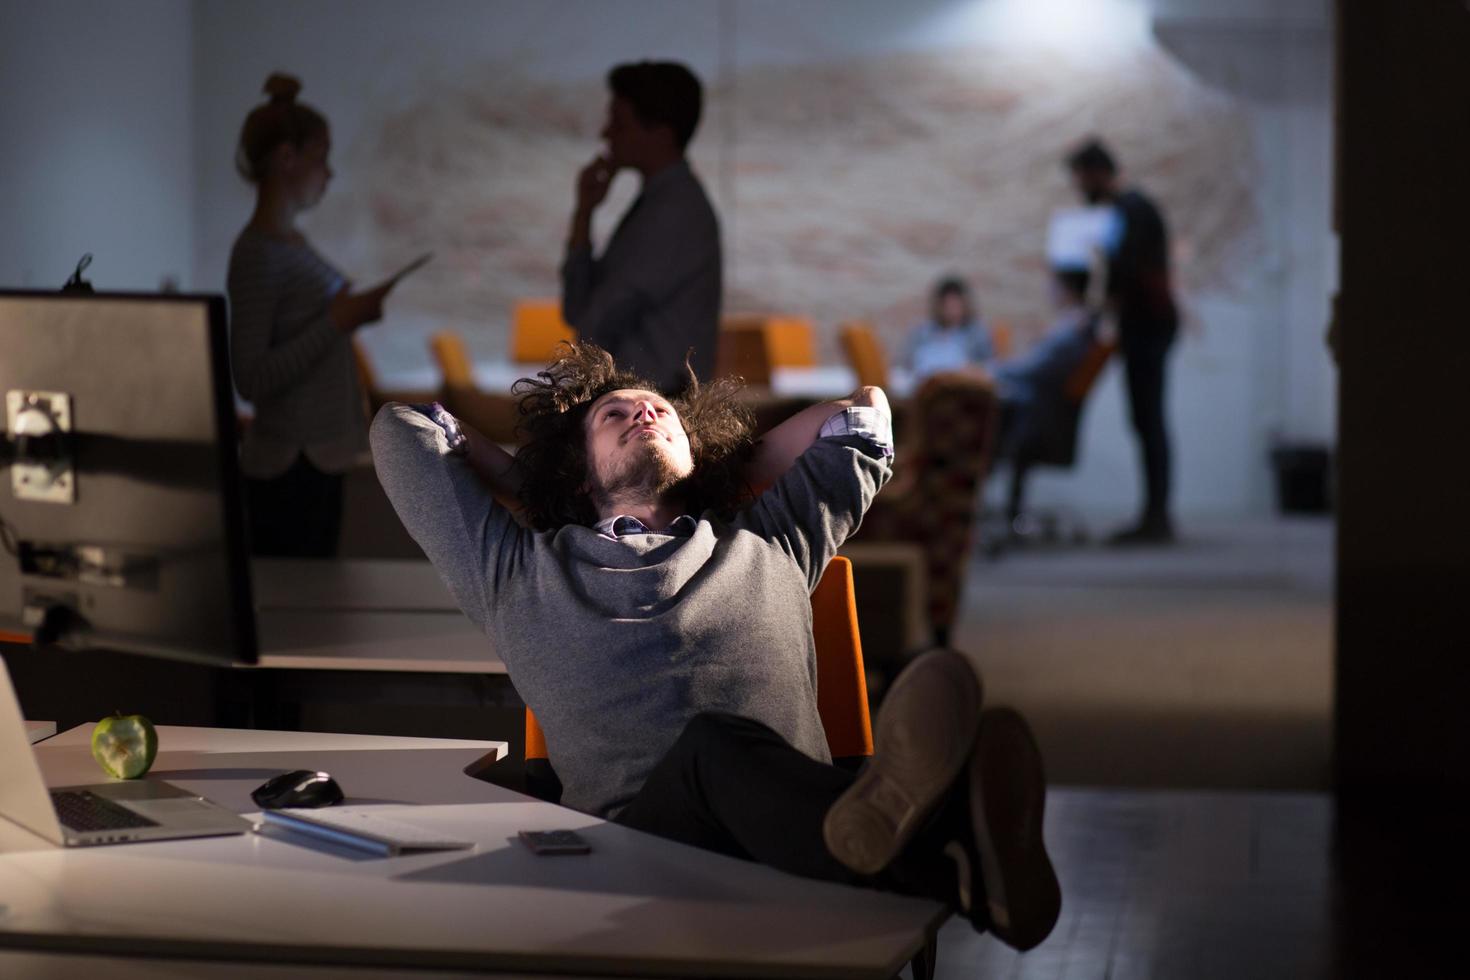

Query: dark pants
[1120,324,1176,524]
[615,712,952,896]
[245,455,344,558]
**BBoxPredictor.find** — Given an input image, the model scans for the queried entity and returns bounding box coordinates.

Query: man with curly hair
[370,343,1060,952]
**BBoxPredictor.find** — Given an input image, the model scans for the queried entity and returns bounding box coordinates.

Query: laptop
[0,661,250,846]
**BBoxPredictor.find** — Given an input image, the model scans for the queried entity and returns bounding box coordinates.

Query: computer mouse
[251,770,344,809]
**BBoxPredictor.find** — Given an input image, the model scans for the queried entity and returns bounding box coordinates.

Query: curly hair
[512,343,756,531]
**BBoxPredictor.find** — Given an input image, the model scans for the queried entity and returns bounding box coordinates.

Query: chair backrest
[763,316,818,369]
[838,320,890,389]
[1012,331,1116,470]
[429,331,474,388]
[1063,336,1118,403]
[511,300,576,364]
[807,555,874,759]
[524,556,872,766]
[352,340,379,395]
[989,318,1015,359]
[715,316,773,385]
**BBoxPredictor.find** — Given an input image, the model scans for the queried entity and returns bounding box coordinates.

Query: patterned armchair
[852,372,999,647]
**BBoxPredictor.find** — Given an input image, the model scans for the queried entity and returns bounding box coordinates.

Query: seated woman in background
[228,73,402,558]
[903,275,993,383]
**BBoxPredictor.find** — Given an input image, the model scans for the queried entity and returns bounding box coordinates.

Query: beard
[589,439,690,509]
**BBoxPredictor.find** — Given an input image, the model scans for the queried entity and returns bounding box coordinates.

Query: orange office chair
[428,330,520,445]
[523,556,873,803]
[521,557,942,980]
[510,300,576,365]
[989,318,1015,359]
[352,339,377,396]
[990,333,1119,552]
[1064,336,1118,403]
[838,320,890,389]
[715,315,774,385]
[353,340,437,414]
[763,315,818,369]
[428,331,474,389]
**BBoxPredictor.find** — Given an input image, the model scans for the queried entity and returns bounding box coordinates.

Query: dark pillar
[1334,6,1470,974]
[1334,0,1470,805]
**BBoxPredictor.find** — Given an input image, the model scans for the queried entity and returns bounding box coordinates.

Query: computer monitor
[0,290,256,666]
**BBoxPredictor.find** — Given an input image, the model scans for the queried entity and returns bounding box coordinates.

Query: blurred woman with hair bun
[227,73,396,558]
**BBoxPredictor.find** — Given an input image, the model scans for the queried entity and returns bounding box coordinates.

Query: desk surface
[0,725,943,978]
[0,949,582,979]
[253,559,505,674]
[253,558,463,613]
[380,360,879,400]
[23,720,55,745]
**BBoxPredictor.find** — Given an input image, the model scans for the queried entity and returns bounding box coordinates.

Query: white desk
[252,559,505,675]
[23,720,55,745]
[378,360,884,401]
[377,361,530,395]
[0,950,577,979]
[0,949,583,979]
[0,726,943,978]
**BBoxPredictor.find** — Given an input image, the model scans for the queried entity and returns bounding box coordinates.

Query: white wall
[0,0,1335,520]
[1021,6,1338,519]
[0,1,194,292]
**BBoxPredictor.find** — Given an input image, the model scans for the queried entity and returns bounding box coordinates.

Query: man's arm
[370,404,526,630]
[406,402,525,516]
[461,425,523,515]
[731,388,894,590]
[745,386,892,494]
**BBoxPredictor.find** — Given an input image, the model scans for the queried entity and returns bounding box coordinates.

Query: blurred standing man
[1067,138,1180,544]
[562,61,722,394]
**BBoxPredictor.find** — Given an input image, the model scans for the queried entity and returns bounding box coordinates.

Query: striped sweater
[226,227,368,478]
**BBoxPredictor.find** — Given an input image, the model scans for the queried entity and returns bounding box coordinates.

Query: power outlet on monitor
[5,390,74,505]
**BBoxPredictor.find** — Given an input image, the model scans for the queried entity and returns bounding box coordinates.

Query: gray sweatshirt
[369,404,891,817]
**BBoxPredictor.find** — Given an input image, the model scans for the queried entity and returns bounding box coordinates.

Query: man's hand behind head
[849,385,891,421]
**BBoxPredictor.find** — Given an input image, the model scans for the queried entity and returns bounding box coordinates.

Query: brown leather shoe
[824,649,983,875]
[967,707,1061,951]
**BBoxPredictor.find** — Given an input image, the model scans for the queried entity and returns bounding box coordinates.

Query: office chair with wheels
[987,335,1117,555]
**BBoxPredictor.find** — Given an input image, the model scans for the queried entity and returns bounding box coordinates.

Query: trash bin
[1269,445,1333,514]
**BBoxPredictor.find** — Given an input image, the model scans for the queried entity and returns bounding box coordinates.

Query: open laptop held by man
[0,661,249,847]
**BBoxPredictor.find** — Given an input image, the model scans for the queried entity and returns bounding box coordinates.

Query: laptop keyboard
[50,790,159,832]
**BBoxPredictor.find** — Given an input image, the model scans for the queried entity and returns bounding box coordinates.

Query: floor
[930,788,1331,979]
[954,516,1334,791]
[918,517,1457,979]
[925,786,1461,980]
